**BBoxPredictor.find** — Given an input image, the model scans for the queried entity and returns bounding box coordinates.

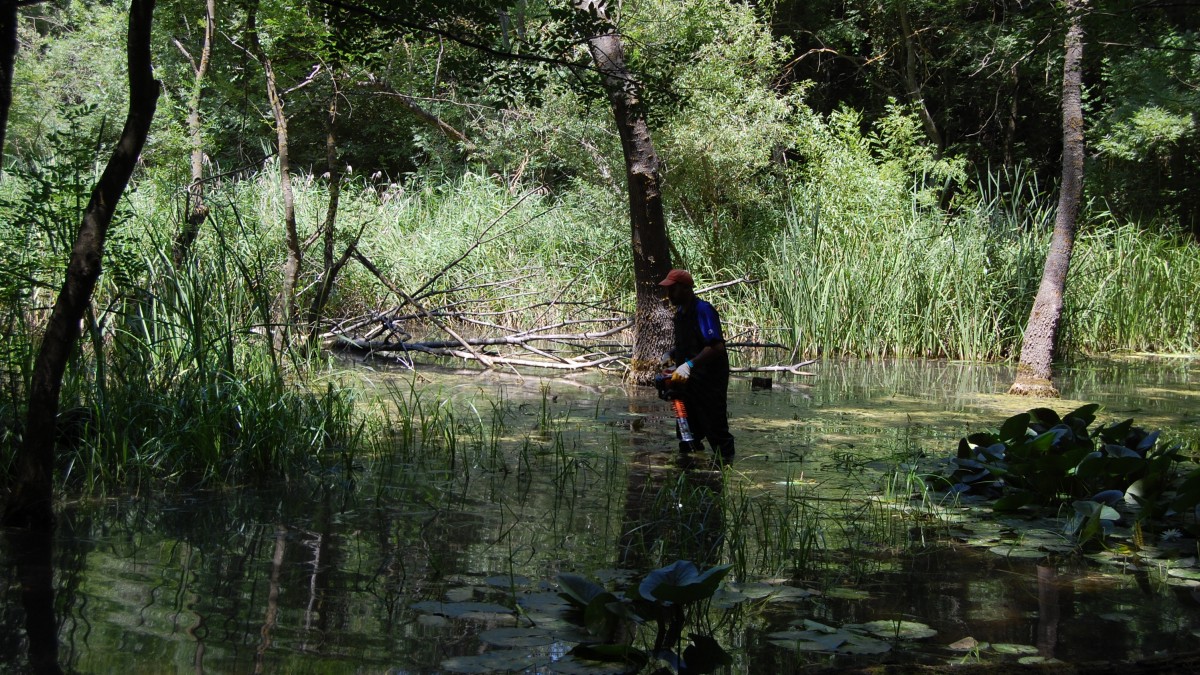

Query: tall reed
[753,168,1200,359]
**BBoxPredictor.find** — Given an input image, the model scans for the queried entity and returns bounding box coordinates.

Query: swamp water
[2,357,1199,673]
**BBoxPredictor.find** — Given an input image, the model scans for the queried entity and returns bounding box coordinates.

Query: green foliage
[556,561,733,674]
[941,405,1198,547]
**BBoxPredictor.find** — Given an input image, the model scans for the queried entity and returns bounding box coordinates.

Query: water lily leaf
[411,601,515,622]
[441,651,548,673]
[1019,656,1063,665]
[417,614,449,628]
[555,645,648,674]
[519,591,575,616]
[824,587,871,600]
[445,586,477,602]
[478,626,555,648]
[558,573,610,609]
[767,630,847,652]
[584,592,622,637]
[845,620,937,640]
[838,633,893,655]
[638,561,731,605]
[999,413,1030,444]
[992,643,1038,655]
[801,619,840,633]
[1031,407,1064,428]
[988,545,1046,559]
[993,492,1035,512]
[710,588,748,608]
[1167,568,1200,580]
[486,574,532,589]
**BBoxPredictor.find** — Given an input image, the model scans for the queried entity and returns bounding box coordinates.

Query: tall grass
[753,169,1200,359]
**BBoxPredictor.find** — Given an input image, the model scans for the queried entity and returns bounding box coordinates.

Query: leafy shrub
[941,405,1200,546]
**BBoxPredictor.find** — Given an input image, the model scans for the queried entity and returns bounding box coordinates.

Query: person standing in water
[659,269,735,463]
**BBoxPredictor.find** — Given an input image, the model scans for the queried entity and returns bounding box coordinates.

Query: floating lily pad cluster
[941,404,1200,545]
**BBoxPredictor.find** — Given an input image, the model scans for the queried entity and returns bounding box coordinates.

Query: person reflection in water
[659,269,734,464]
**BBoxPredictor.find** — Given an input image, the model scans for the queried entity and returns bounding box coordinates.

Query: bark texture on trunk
[248,2,301,328]
[4,0,159,530]
[3,3,158,671]
[0,0,18,167]
[575,0,673,384]
[171,0,215,265]
[898,1,942,153]
[1009,0,1087,398]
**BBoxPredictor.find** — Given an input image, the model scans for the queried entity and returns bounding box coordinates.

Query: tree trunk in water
[0,0,18,167]
[2,2,159,671]
[574,0,673,385]
[1008,0,1086,398]
[171,0,215,266]
[248,2,301,331]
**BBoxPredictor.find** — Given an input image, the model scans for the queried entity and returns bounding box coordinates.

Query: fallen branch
[731,360,818,376]
[350,247,495,367]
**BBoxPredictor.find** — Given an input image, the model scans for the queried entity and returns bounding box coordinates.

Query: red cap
[658,269,694,287]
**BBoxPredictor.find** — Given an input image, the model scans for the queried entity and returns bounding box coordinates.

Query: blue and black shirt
[671,297,729,380]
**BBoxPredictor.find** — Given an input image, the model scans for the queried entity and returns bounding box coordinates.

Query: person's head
[658,269,694,306]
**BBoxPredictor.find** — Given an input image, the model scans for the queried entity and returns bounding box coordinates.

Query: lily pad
[824,587,871,600]
[768,631,847,652]
[988,544,1046,559]
[1018,656,1062,665]
[519,591,575,616]
[710,588,749,609]
[992,643,1038,655]
[845,620,937,640]
[486,574,533,589]
[478,626,555,648]
[445,586,478,602]
[411,600,516,623]
[1167,568,1200,581]
[768,628,892,655]
[441,651,549,673]
[729,581,811,603]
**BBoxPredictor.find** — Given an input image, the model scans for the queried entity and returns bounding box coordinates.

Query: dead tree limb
[731,360,818,375]
[350,247,494,367]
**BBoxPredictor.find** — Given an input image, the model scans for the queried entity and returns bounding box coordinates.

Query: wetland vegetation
[2,1,1200,672]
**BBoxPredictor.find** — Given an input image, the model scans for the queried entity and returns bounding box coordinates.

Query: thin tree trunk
[3,2,159,671]
[171,0,215,265]
[306,86,343,341]
[574,0,673,385]
[1009,0,1087,397]
[897,1,942,153]
[0,0,18,168]
[247,2,301,329]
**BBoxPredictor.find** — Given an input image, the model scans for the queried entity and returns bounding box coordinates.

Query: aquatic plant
[556,560,734,674]
[940,404,1200,546]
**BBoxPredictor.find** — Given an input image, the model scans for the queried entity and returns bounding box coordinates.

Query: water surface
[2,357,1198,672]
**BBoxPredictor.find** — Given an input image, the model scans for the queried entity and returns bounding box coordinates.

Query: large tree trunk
[574,0,673,385]
[1008,0,1087,397]
[248,2,302,331]
[3,1,158,671]
[171,0,215,266]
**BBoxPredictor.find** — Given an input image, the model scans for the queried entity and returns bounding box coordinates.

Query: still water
[2,357,1199,673]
